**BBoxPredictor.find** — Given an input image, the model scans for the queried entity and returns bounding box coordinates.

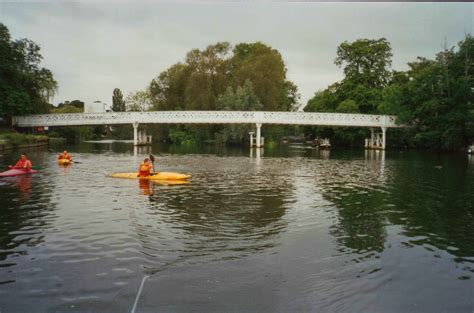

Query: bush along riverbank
[0,132,49,152]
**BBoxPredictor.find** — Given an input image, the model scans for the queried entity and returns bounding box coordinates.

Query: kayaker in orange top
[138,158,153,177]
[9,153,32,171]
[58,150,72,161]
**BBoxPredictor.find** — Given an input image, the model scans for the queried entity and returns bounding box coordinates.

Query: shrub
[0,132,48,146]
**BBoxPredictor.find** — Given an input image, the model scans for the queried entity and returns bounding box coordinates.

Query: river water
[0,142,473,313]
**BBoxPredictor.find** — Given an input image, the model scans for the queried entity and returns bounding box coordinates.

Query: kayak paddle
[149,154,156,174]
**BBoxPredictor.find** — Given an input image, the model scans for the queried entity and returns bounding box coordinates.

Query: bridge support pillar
[133,122,139,146]
[381,127,387,150]
[256,123,262,148]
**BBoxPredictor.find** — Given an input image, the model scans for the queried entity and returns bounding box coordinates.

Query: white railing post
[370,128,375,147]
[256,123,262,148]
[133,122,139,146]
[381,127,387,150]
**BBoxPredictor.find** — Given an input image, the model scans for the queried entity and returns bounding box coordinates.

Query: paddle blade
[149,154,155,163]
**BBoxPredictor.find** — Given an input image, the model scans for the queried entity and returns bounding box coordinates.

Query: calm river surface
[1,142,473,313]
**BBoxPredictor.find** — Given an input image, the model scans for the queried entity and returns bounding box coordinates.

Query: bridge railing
[12,111,399,128]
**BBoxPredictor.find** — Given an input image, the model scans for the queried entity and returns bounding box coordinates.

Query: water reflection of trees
[0,152,55,269]
[313,154,390,256]
[383,153,474,263]
[316,151,474,269]
[130,165,291,268]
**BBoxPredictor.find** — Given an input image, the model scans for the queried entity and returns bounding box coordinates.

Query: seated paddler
[138,158,153,177]
[9,153,33,171]
[58,150,72,161]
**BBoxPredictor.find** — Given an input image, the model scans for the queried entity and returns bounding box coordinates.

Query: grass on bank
[0,131,48,146]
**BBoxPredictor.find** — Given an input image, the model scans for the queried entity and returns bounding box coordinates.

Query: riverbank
[0,132,49,153]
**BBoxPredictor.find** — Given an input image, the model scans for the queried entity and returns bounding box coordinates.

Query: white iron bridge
[12,111,401,149]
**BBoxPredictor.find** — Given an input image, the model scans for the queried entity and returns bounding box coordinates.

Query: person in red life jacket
[9,153,32,171]
[57,150,72,161]
[138,158,153,177]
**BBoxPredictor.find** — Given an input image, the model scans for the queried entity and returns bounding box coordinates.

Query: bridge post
[133,122,139,146]
[370,128,375,147]
[256,123,262,148]
[381,127,387,150]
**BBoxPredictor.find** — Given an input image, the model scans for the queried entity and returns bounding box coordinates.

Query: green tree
[112,88,125,112]
[231,42,298,111]
[184,42,231,110]
[335,38,393,89]
[381,35,474,150]
[125,90,151,112]
[305,38,394,146]
[49,103,95,143]
[147,41,299,145]
[0,23,57,117]
[215,80,262,144]
[149,63,190,111]
[57,100,84,110]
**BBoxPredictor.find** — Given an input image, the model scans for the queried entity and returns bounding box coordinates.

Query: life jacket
[15,159,32,170]
[139,163,151,176]
[58,154,71,160]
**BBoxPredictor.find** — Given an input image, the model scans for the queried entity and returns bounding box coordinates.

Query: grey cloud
[0,2,471,107]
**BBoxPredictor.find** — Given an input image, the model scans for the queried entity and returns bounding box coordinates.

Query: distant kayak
[110,172,191,181]
[58,159,72,165]
[0,168,39,177]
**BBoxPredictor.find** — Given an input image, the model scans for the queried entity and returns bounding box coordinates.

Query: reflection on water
[0,143,473,312]
[138,179,153,196]
[2,175,33,199]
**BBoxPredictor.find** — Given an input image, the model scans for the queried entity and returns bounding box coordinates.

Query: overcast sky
[1,2,472,109]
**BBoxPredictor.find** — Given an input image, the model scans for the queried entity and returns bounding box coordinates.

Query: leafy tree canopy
[148,41,299,112]
[125,90,152,112]
[0,23,57,117]
[306,35,473,150]
[112,88,126,112]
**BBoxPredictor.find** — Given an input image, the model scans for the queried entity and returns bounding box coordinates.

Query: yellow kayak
[110,172,191,181]
[58,159,72,165]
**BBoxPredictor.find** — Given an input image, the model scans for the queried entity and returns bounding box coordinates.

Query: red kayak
[0,168,39,177]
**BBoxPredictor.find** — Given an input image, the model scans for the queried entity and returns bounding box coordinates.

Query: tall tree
[147,41,299,144]
[0,23,57,117]
[306,38,393,115]
[148,41,299,113]
[305,38,394,146]
[149,63,190,111]
[381,35,474,150]
[335,38,393,89]
[112,88,126,112]
[49,102,96,143]
[215,80,262,143]
[125,90,151,112]
[230,42,298,111]
[184,43,231,110]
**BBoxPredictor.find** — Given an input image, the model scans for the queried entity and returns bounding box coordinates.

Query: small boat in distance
[310,138,331,150]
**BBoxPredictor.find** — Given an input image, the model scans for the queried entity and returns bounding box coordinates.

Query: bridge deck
[13,111,399,128]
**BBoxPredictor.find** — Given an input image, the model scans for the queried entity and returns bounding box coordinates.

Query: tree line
[0,23,57,119]
[1,21,472,150]
[144,41,299,144]
[304,36,473,150]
